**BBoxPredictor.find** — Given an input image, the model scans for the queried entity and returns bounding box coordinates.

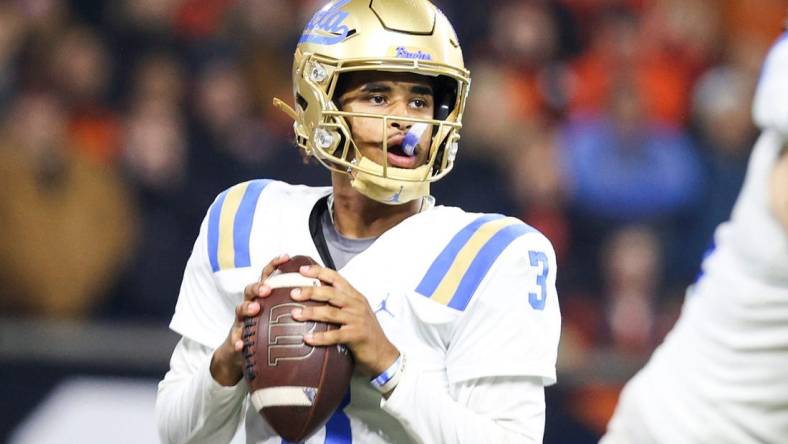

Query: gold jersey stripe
[430,217,520,305]
[217,182,251,270]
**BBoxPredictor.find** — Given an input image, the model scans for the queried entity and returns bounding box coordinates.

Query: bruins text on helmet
[274,0,471,205]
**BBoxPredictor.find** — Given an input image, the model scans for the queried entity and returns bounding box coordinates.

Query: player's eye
[368,94,387,105]
[410,97,430,109]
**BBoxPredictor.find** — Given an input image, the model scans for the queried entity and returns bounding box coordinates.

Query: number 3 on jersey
[528,251,549,310]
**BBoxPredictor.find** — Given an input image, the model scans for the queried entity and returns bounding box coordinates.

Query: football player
[601,30,788,444]
[155,1,561,443]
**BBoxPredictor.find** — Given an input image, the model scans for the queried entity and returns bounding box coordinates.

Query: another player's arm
[770,144,788,231]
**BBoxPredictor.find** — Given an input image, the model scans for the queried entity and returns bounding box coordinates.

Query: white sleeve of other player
[753,33,788,136]
[382,230,560,442]
[155,338,248,444]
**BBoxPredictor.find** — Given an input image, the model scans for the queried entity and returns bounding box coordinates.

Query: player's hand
[290,264,400,377]
[210,254,291,386]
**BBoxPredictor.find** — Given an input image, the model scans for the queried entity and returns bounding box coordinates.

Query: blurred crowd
[0,0,784,438]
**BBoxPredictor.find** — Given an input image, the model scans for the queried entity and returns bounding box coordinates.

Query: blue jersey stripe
[324,390,352,443]
[207,190,229,272]
[415,214,504,297]
[448,223,533,311]
[232,180,270,268]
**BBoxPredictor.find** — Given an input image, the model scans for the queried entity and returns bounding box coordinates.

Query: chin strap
[350,156,430,205]
[327,193,435,225]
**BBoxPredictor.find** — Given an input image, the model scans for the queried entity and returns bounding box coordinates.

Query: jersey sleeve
[169,199,237,350]
[158,181,283,444]
[445,230,561,385]
[155,337,249,444]
[382,371,547,443]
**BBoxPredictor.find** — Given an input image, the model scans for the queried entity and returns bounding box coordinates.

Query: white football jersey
[603,32,788,443]
[166,179,561,443]
[753,33,788,137]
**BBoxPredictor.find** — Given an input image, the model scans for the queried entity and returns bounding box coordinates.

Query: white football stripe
[264,272,321,289]
[250,386,317,411]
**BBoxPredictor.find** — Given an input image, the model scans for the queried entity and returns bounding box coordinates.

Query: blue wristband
[370,354,402,393]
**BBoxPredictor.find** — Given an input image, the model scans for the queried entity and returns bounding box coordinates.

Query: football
[242,255,354,443]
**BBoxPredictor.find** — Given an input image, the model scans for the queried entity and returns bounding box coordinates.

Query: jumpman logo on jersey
[386,186,404,203]
[374,293,395,318]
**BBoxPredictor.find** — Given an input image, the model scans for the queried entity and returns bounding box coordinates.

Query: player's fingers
[299,265,345,288]
[259,253,290,282]
[243,283,256,300]
[303,327,343,346]
[292,304,349,325]
[290,286,348,307]
[231,328,244,352]
[235,299,261,321]
[243,282,272,301]
[229,321,245,352]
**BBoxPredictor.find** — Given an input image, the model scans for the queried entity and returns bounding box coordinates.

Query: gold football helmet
[274,0,471,204]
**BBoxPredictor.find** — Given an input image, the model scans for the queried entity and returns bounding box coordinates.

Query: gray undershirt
[321,207,378,270]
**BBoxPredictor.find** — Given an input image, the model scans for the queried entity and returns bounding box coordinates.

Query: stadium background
[0,0,784,442]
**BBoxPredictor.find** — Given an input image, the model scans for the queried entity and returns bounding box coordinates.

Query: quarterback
[155,1,561,443]
[601,31,788,444]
